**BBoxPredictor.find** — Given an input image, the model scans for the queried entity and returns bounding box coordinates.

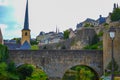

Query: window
[25,32,27,36]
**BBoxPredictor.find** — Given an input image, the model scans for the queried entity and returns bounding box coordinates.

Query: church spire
[23,0,29,30]
[21,0,31,47]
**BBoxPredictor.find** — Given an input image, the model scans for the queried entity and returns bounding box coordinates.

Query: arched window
[25,32,27,36]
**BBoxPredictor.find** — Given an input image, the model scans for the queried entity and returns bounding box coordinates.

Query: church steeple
[23,0,29,30]
[21,0,31,46]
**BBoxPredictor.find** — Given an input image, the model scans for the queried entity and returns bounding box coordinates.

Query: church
[3,0,31,50]
[20,0,31,50]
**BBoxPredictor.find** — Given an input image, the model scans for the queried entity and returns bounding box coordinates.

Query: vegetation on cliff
[111,8,120,21]
[63,30,70,39]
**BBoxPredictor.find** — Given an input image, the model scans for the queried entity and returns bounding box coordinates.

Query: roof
[85,18,96,22]
[4,43,21,50]
[23,0,30,30]
[20,41,31,50]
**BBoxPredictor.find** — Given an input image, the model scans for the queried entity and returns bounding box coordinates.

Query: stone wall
[8,50,103,79]
[103,22,120,71]
[39,28,96,50]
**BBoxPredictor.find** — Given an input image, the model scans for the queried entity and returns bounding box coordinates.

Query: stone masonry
[8,50,103,80]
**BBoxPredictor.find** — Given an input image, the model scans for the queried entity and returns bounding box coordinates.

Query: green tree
[12,38,21,44]
[30,40,38,45]
[17,64,34,80]
[111,8,120,21]
[26,68,48,80]
[0,62,9,80]
[63,30,70,39]
[0,44,8,62]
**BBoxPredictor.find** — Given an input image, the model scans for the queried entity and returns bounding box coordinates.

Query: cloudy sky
[0,0,120,39]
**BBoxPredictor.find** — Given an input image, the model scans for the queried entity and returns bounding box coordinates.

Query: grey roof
[23,0,30,30]
[20,41,31,50]
[85,18,96,22]
[4,43,21,50]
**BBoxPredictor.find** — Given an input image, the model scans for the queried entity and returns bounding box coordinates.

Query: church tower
[21,0,31,45]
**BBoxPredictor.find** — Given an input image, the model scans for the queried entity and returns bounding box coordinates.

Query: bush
[17,64,34,80]
[64,30,70,39]
[111,8,120,21]
[0,44,9,62]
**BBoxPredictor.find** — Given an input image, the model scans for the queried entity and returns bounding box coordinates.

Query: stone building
[0,28,4,44]
[103,22,120,72]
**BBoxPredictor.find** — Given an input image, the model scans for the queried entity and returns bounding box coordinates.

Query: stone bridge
[8,50,103,80]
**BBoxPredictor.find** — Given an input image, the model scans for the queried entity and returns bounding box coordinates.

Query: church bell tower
[21,0,31,45]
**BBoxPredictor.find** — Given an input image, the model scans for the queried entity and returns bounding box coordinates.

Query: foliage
[98,31,104,37]
[30,40,38,45]
[83,41,103,50]
[17,64,48,80]
[31,45,39,50]
[0,44,19,80]
[63,30,70,39]
[84,23,91,27]
[7,62,17,73]
[17,64,34,80]
[0,62,19,80]
[103,23,109,26]
[0,62,8,80]
[83,33,103,50]
[111,8,120,21]
[26,68,48,80]
[0,44,8,62]
[84,23,94,27]
[63,65,98,80]
[12,38,21,44]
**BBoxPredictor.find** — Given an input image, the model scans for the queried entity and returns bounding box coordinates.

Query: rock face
[103,22,120,71]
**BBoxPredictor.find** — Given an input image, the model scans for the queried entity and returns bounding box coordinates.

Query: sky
[0,0,120,39]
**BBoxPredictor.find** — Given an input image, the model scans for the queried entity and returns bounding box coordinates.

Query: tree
[63,30,70,39]
[0,44,8,62]
[12,38,21,44]
[111,8,120,21]
[17,64,34,80]
[30,40,38,45]
[26,68,48,80]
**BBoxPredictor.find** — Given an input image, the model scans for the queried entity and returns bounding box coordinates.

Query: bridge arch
[16,63,48,80]
[62,65,99,80]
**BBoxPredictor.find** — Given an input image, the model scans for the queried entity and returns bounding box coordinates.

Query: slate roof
[4,43,21,50]
[23,0,30,30]
[20,41,31,50]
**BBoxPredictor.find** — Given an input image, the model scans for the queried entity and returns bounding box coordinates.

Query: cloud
[0,0,9,6]
[0,2,21,39]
